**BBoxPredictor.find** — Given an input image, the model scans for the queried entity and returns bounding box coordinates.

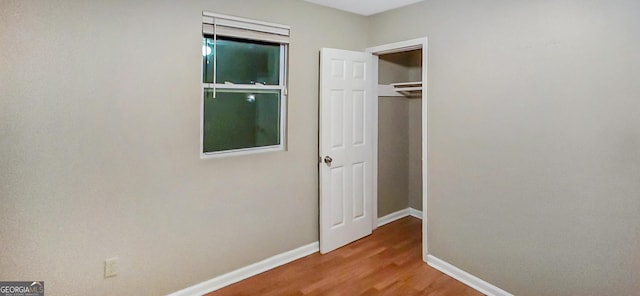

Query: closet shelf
[378,81,422,98]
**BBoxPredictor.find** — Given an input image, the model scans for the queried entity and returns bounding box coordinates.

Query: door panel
[320,48,374,254]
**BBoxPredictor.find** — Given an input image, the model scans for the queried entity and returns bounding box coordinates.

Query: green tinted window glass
[203,89,281,153]
[203,36,280,85]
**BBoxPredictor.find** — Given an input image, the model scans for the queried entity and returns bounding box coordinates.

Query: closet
[377,49,423,218]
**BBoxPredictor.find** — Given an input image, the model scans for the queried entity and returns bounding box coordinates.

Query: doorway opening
[368,38,428,260]
[318,37,428,258]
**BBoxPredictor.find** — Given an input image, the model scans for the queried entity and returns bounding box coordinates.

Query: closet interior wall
[377,49,423,217]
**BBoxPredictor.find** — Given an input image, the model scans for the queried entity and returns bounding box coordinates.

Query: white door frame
[366,37,429,260]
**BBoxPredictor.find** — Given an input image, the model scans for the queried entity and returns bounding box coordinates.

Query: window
[201,12,290,157]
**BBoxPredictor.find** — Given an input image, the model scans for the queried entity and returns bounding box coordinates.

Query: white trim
[366,37,426,55]
[203,84,285,90]
[200,145,284,159]
[426,255,514,296]
[377,208,410,227]
[408,208,422,219]
[377,207,422,227]
[167,242,319,296]
[371,55,379,229]
[421,38,429,260]
[366,37,429,259]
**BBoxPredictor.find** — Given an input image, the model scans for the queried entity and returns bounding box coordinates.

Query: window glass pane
[203,36,280,85]
[203,88,281,153]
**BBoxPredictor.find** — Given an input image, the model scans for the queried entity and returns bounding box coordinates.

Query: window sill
[200,145,284,159]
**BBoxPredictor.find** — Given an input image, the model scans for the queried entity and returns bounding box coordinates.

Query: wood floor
[206,217,482,296]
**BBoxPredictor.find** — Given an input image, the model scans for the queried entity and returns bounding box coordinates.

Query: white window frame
[200,13,289,159]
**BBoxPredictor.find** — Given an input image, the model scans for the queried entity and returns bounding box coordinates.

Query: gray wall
[378,51,423,215]
[407,98,422,210]
[0,1,368,295]
[378,97,422,215]
[371,0,640,295]
[4,0,638,295]
[377,97,409,216]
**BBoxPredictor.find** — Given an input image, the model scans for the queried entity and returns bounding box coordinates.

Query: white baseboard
[167,242,319,296]
[426,255,513,296]
[378,207,423,227]
[408,207,423,219]
[169,209,425,296]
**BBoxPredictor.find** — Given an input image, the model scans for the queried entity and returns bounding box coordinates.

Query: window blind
[202,12,290,44]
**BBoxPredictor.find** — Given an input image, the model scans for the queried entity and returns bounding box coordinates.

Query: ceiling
[303,0,425,16]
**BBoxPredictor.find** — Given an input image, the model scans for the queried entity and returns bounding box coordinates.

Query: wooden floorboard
[206,217,483,296]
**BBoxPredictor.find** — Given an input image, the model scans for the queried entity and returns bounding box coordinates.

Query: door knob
[324,156,333,165]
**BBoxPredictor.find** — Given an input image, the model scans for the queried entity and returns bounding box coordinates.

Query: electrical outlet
[104,257,118,278]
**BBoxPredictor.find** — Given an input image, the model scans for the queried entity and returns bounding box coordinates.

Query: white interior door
[319,48,374,254]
